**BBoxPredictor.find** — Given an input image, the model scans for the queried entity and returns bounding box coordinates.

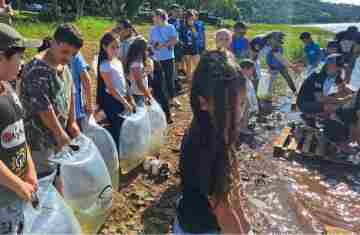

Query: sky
[322,0,360,5]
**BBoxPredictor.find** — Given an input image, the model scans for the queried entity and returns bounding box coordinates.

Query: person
[335,26,359,62]
[179,10,200,81]
[20,24,83,193]
[297,54,352,116]
[149,9,180,108]
[299,32,322,76]
[176,50,251,234]
[97,32,135,148]
[0,23,39,235]
[168,4,182,30]
[125,37,153,107]
[265,32,298,94]
[215,28,233,53]
[70,52,94,127]
[193,10,206,55]
[348,38,360,92]
[231,22,250,61]
[0,0,13,24]
[113,19,139,63]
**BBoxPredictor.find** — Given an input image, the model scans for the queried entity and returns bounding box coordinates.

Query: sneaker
[172,98,181,108]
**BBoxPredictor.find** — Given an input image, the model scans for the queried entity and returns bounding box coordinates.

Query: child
[97,32,135,148]
[215,28,233,55]
[231,22,250,60]
[0,23,39,234]
[125,37,153,107]
[113,19,139,63]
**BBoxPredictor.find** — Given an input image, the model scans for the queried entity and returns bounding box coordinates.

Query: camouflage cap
[0,23,41,51]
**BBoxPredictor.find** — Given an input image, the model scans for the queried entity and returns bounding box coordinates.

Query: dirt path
[99,87,192,234]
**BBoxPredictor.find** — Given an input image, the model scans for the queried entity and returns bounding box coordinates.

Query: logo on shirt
[1,120,26,149]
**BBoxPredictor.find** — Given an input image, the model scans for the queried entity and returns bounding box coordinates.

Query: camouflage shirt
[20,58,74,151]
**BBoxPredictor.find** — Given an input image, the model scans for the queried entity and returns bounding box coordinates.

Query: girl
[215,29,233,54]
[113,19,139,63]
[97,32,135,148]
[125,37,153,107]
[179,10,200,81]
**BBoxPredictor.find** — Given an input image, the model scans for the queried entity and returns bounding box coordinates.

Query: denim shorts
[0,200,24,235]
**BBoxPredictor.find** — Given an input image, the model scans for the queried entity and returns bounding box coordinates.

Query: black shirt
[297,72,326,104]
[177,121,221,233]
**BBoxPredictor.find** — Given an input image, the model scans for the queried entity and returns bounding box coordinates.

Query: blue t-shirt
[266,47,286,71]
[195,20,206,50]
[150,24,178,61]
[70,52,89,120]
[231,36,250,59]
[304,42,321,67]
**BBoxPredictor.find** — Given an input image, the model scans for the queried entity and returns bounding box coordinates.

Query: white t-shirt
[100,59,127,97]
[128,61,149,96]
[349,57,360,92]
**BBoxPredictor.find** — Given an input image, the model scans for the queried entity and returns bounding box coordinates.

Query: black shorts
[183,45,199,56]
[174,43,184,62]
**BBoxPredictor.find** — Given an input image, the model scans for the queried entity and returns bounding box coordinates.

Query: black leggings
[160,59,176,99]
[102,92,125,149]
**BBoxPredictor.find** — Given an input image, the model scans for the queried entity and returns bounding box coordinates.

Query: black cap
[299,32,311,40]
[0,23,41,51]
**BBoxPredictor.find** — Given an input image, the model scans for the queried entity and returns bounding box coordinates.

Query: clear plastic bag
[50,134,113,234]
[119,107,151,174]
[257,72,273,101]
[24,172,83,234]
[247,79,259,114]
[147,100,168,155]
[82,115,120,191]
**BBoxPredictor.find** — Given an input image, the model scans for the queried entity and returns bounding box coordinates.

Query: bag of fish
[50,134,113,234]
[246,79,259,114]
[23,172,82,234]
[147,100,168,155]
[257,72,272,101]
[82,115,120,191]
[119,107,151,174]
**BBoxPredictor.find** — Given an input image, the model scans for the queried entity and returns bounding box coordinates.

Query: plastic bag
[147,100,168,155]
[247,79,259,114]
[50,134,113,234]
[119,107,151,174]
[257,72,273,101]
[24,172,82,234]
[82,115,120,191]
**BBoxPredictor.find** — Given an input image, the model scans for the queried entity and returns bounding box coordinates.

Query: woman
[179,10,200,81]
[113,19,139,62]
[176,50,251,234]
[97,32,135,148]
[125,37,153,107]
[149,9,180,108]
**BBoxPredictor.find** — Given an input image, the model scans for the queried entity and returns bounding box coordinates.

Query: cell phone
[31,192,39,209]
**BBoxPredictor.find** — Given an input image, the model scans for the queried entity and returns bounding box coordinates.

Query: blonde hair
[215,28,233,50]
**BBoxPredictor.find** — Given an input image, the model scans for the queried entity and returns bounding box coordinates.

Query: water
[295,22,360,33]
[237,96,360,233]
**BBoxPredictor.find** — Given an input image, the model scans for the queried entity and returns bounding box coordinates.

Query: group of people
[1,3,360,234]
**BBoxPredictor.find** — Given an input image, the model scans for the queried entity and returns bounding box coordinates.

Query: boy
[299,32,322,76]
[0,23,39,234]
[231,22,250,60]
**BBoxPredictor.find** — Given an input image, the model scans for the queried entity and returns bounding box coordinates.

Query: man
[0,23,39,235]
[176,50,251,234]
[335,26,359,61]
[231,22,250,60]
[299,32,322,76]
[297,54,352,116]
[20,24,83,190]
[70,52,93,127]
[150,9,181,107]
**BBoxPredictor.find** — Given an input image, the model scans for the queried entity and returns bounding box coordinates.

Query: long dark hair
[190,50,246,203]
[118,19,138,39]
[96,32,118,108]
[124,37,148,75]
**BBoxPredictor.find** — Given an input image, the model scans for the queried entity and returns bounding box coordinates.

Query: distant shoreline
[293,22,360,33]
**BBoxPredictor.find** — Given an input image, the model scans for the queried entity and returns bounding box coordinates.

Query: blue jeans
[133,95,145,107]
[0,200,24,235]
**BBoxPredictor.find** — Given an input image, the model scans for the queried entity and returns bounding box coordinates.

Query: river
[297,22,360,33]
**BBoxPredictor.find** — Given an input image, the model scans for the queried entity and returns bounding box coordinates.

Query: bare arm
[39,107,71,150]
[162,36,178,48]
[67,92,80,138]
[80,70,94,114]
[100,71,133,111]
[132,67,152,99]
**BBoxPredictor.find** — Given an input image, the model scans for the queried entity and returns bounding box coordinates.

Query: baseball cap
[325,53,344,67]
[0,23,41,51]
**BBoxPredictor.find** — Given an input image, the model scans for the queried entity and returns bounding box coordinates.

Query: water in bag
[257,70,273,101]
[147,100,167,155]
[50,134,113,234]
[119,107,151,174]
[24,172,83,234]
[82,115,120,191]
